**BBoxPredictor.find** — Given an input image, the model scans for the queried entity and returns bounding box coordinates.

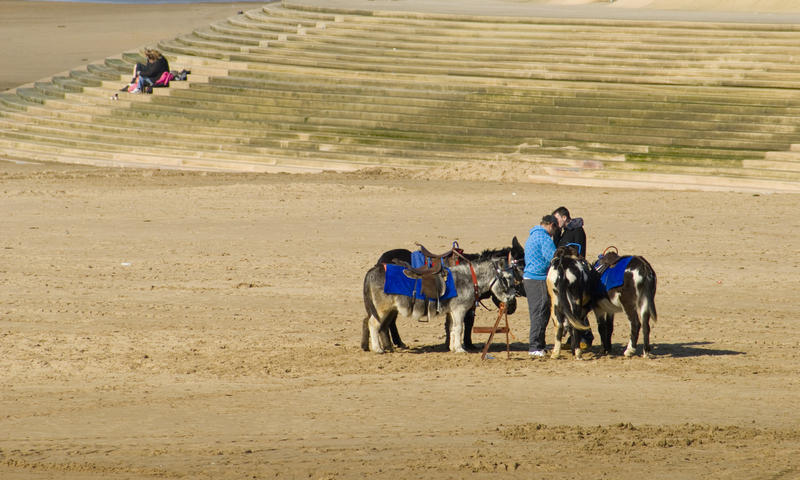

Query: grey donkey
[362,256,520,353]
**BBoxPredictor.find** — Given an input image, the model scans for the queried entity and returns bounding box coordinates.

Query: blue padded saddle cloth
[383,263,458,301]
[596,256,633,292]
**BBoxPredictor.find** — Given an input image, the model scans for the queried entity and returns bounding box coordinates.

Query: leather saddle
[393,259,448,300]
[594,247,622,274]
[415,241,465,268]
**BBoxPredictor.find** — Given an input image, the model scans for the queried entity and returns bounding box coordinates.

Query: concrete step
[0,115,518,164]
[0,138,346,173]
[117,95,794,149]
[173,32,800,80]
[279,2,800,36]
[169,83,800,135]
[743,159,800,172]
[0,118,499,168]
[763,151,800,163]
[0,106,517,154]
[225,67,800,106]
[266,38,800,74]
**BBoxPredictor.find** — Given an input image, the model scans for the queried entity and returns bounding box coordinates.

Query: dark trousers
[524,278,550,351]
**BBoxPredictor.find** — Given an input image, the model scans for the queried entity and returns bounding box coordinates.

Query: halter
[445,248,523,311]
[486,254,523,310]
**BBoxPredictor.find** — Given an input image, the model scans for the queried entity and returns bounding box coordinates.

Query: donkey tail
[567,315,591,331]
[363,267,381,321]
[639,257,658,324]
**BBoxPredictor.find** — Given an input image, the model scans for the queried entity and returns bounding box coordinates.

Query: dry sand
[0,160,799,478]
[1,0,800,478]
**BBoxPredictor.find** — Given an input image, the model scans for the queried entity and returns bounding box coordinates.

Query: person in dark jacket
[552,206,594,350]
[130,49,169,94]
[552,206,587,258]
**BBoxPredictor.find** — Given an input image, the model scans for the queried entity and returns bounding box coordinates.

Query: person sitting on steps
[126,48,169,94]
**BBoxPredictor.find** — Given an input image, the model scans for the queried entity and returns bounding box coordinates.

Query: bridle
[446,248,523,311]
[491,255,523,292]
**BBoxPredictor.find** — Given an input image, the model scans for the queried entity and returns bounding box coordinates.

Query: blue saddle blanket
[595,256,633,292]
[383,263,458,301]
[411,250,427,269]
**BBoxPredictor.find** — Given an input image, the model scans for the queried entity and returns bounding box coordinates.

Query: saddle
[393,259,449,300]
[415,241,465,268]
[594,246,622,275]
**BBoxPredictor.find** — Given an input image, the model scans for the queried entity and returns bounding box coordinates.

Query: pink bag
[154,71,174,87]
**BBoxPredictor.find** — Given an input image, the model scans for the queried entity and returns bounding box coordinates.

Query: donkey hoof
[642,351,653,359]
[624,348,635,357]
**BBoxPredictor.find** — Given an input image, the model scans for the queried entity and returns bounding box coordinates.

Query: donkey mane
[473,247,514,260]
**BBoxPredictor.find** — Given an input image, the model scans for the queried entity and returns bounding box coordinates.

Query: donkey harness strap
[468,263,480,308]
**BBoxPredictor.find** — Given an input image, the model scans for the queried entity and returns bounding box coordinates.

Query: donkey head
[489,257,521,305]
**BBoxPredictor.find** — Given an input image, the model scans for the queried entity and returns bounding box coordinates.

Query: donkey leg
[569,325,583,360]
[386,311,407,349]
[551,314,565,359]
[361,316,370,351]
[596,313,614,355]
[379,327,394,353]
[443,314,452,350]
[463,308,476,351]
[368,315,385,354]
[623,305,641,358]
[640,302,654,359]
[449,310,468,353]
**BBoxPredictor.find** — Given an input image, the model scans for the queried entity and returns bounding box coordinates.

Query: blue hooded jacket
[524,225,556,280]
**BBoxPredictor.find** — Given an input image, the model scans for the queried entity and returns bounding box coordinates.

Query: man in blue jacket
[524,215,558,357]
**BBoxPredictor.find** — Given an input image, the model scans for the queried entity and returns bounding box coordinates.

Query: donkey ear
[512,236,523,253]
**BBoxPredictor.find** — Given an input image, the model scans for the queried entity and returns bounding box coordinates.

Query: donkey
[592,252,658,358]
[365,238,525,351]
[546,246,594,359]
[362,256,520,353]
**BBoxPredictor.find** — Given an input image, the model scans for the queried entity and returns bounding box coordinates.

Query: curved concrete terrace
[288,0,800,24]
[4,0,800,192]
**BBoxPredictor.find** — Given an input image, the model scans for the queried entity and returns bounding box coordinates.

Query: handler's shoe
[529,350,546,357]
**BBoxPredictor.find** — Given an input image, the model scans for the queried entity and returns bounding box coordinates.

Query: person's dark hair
[552,206,570,219]
[541,214,557,226]
[144,48,163,62]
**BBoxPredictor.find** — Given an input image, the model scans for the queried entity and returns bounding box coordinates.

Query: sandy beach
[1,0,800,478]
[1,160,799,478]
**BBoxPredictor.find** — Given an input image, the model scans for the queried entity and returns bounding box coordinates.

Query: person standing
[552,206,594,349]
[523,215,558,357]
[552,206,586,258]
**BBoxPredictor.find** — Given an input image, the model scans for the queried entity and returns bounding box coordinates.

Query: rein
[448,249,488,310]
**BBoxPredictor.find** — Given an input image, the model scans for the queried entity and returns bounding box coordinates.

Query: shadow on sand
[400,341,745,359]
[650,341,744,358]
